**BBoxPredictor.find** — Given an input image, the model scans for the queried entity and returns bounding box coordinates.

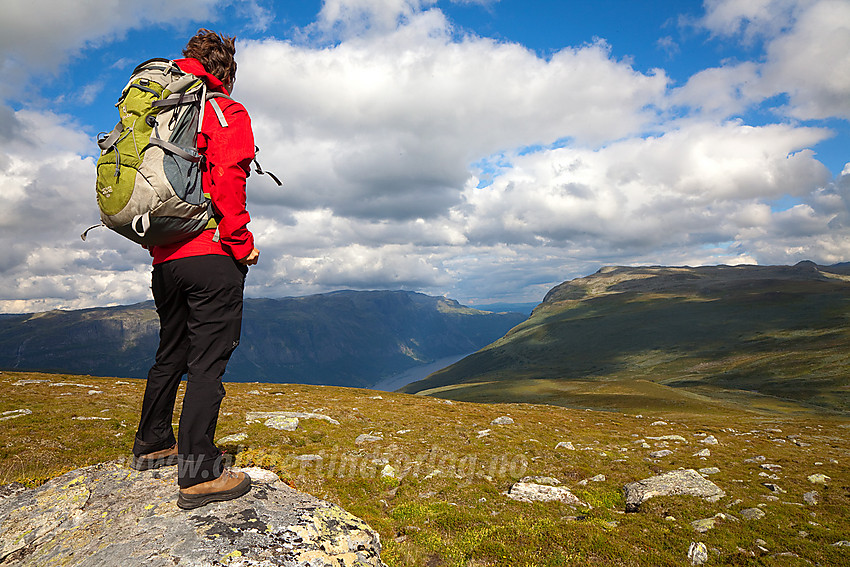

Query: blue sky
[1,0,849,313]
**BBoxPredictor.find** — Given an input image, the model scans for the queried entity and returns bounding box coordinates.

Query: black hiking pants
[133,254,247,488]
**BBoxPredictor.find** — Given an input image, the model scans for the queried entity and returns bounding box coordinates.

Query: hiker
[129,29,257,510]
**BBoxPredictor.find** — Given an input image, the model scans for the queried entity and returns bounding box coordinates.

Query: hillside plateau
[0,290,525,389]
[402,262,850,415]
[0,371,848,566]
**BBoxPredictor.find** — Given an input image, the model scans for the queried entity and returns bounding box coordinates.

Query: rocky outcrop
[0,461,385,566]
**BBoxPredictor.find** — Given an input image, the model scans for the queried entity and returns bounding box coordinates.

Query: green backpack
[83,58,279,246]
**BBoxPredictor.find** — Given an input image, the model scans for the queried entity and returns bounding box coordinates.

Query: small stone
[833,541,850,547]
[807,474,830,484]
[491,416,514,425]
[647,435,688,443]
[218,433,248,444]
[12,379,50,386]
[651,420,668,426]
[740,508,765,520]
[0,409,32,421]
[381,465,396,479]
[803,491,818,505]
[292,454,323,462]
[701,435,718,445]
[688,542,708,565]
[356,433,383,444]
[555,441,575,450]
[760,463,782,471]
[247,390,261,395]
[650,449,674,459]
[691,518,716,533]
[477,429,491,438]
[265,416,299,431]
[231,467,279,483]
[693,449,711,457]
[762,483,786,493]
[88,390,103,395]
[698,467,720,475]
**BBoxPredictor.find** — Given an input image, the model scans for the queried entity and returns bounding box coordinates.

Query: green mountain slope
[0,291,526,388]
[401,262,850,414]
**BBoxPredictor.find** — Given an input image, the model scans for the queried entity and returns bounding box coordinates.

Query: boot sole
[177,476,252,510]
[130,453,178,471]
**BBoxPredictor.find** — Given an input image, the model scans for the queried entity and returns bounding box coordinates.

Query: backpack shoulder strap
[206,92,233,128]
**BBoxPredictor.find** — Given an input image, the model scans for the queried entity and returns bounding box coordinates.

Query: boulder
[0,461,385,566]
[623,469,725,512]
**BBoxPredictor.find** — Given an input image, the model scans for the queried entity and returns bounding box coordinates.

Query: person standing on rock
[130,29,256,510]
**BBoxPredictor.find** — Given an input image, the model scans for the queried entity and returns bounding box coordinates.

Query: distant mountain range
[0,290,526,388]
[401,261,850,415]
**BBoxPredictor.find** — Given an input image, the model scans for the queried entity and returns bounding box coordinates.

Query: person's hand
[238,248,259,266]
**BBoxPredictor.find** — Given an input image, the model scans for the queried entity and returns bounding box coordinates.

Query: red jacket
[151,58,255,264]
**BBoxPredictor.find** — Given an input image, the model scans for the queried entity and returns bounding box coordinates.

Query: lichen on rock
[0,460,385,566]
[623,469,725,512]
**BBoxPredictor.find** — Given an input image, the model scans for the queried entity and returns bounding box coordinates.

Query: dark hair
[183,29,237,86]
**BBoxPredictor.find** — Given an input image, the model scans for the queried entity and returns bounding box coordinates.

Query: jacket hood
[174,57,229,95]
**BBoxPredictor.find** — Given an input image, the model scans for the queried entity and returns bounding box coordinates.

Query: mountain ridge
[401,262,850,415]
[0,290,526,388]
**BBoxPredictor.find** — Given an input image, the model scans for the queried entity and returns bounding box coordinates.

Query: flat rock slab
[623,469,725,512]
[0,461,385,567]
[245,412,340,426]
[506,482,589,508]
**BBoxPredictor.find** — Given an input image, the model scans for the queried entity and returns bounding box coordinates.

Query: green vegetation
[403,263,850,415]
[1,370,848,566]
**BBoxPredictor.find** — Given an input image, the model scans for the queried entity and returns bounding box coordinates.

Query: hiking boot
[130,444,178,471]
[177,469,251,510]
